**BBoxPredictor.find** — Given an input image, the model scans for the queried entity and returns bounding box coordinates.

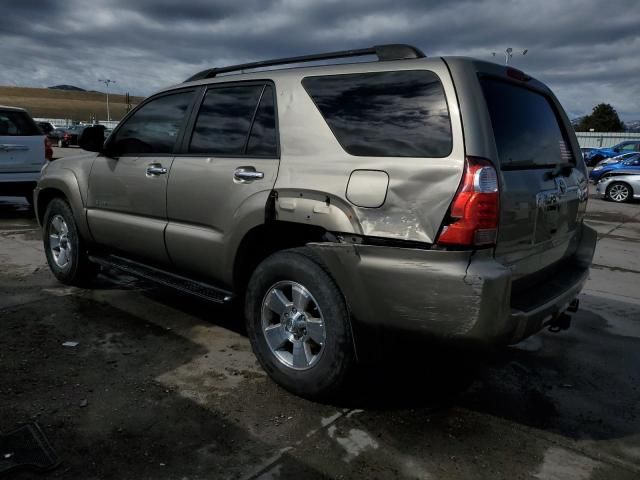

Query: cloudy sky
[1,0,639,120]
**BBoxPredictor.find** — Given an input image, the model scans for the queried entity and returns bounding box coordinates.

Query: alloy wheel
[260,280,326,370]
[608,184,630,202]
[49,214,72,268]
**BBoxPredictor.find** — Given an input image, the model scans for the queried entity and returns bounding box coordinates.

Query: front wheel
[606,182,631,203]
[245,248,355,400]
[43,198,98,286]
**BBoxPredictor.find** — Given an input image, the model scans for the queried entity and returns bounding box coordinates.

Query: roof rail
[184,44,426,82]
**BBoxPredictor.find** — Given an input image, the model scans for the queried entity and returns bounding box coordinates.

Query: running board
[89,254,233,304]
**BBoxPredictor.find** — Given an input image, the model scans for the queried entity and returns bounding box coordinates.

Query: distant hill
[0,85,144,122]
[49,84,86,92]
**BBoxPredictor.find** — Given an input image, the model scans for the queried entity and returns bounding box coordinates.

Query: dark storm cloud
[1,0,639,120]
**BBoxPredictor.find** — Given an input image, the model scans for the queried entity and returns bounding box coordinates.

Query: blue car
[590,154,640,182]
[584,140,640,166]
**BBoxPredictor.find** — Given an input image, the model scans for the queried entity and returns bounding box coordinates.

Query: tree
[576,103,625,132]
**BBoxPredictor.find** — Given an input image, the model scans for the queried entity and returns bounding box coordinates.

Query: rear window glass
[190,85,263,155]
[0,110,41,136]
[481,77,573,168]
[302,71,452,157]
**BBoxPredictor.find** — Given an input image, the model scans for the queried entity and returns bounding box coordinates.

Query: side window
[247,86,277,156]
[302,71,452,157]
[0,111,40,136]
[111,91,193,155]
[620,143,635,152]
[189,85,263,155]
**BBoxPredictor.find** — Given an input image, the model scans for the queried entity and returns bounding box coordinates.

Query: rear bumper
[309,224,597,345]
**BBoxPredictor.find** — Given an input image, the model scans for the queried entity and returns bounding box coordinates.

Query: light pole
[98,79,116,122]
[494,48,527,65]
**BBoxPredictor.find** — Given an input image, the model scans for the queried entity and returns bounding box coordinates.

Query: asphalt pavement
[0,168,639,479]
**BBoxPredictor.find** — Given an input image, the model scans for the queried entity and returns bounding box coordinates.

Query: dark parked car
[51,124,106,147]
[581,147,595,159]
[584,140,640,166]
[37,121,55,137]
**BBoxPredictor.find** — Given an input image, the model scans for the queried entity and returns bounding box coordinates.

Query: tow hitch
[546,299,579,333]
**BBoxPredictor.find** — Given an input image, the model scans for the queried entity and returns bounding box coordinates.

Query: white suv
[1,105,52,204]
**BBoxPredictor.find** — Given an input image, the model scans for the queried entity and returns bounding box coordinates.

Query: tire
[42,197,98,286]
[245,247,355,400]
[606,181,632,203]
[57,139,64,148]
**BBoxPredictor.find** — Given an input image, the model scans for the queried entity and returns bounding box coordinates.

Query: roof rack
[184,44,426,82]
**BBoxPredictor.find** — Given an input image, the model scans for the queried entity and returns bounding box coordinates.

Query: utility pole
[98,79,116,122]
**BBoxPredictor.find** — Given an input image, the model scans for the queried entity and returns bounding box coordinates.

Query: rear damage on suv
[304,58,596,345]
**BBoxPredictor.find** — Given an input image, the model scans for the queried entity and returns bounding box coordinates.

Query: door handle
[234,167,264,182]
[146,164,167,176]
[0,144,29,152]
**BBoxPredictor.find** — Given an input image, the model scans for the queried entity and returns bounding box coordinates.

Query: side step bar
[89,254,233,304]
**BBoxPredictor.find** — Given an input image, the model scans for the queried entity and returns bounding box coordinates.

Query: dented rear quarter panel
[272,58,465,243]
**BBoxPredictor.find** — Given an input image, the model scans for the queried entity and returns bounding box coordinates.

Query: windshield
[481,77,574,169]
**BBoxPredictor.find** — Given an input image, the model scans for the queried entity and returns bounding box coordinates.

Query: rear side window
[111,91,194,155]
[0,110,41,136]
[247,86,277,156]
[189,84,277,157]
[481,78,573,168]
[302,71,452,157]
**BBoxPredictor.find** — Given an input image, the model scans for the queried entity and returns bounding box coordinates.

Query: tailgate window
[302,70,452,157]
[480,78,573,169]
[0,111,41,136]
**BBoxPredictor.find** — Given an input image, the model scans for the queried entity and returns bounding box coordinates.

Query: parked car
[595,173,640,203]
[0,105,52,203]
[581,147,595,158]
[589,155,640,182]
[36,121,55,138]
[35,44,596,399]
[584,140,640,166]
[596,152,639,167]
[51,124,106,147]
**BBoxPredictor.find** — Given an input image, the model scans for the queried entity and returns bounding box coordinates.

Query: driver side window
[110,91,194,156]
[620,143,636,152]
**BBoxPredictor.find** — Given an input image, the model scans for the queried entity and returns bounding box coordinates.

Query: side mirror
[78,126,105,152]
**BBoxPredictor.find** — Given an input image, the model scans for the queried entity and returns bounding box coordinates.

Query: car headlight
[593,166,602,171]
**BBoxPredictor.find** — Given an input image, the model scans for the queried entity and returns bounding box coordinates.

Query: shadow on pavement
[0,196,35,219]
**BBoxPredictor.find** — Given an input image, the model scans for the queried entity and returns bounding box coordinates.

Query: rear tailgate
[0,109,45,174]
[444,58,589,300]
[480,76,589,280]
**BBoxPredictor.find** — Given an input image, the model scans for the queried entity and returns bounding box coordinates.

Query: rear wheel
[245,248,355,399]
[606,182,631,203]
[43,198,98,286]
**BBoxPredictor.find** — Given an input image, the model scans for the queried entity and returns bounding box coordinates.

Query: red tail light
[436,156,499,248]
[44,137,53,161]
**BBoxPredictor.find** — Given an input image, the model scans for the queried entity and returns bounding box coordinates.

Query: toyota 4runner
[35,44,596,399]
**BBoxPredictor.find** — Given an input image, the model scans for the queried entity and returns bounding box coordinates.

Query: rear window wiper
[545,162,574,180]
